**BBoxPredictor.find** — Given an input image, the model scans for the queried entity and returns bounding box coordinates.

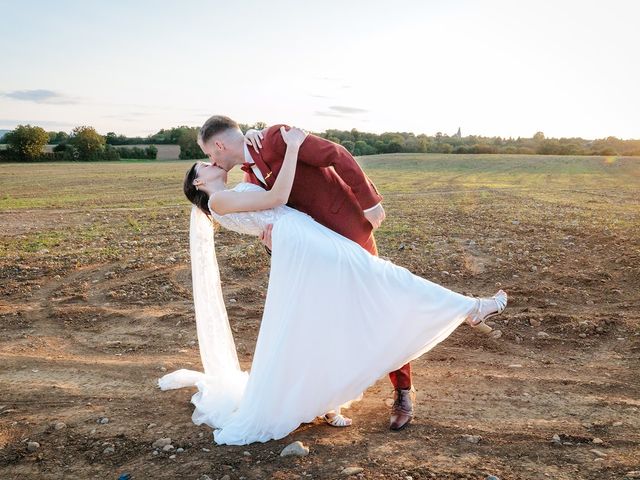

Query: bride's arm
[209,126,308,215]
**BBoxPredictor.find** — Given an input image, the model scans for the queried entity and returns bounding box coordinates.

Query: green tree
[533,131,545,142]
[178,127,204,159]
[341,140,355,154]
[4,124,49,161]
[105,132,118,145]
[47,131,69,144]
[69,126,106,160]
[145,145,158,159]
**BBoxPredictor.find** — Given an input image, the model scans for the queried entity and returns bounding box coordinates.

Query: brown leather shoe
[389,386,416,430]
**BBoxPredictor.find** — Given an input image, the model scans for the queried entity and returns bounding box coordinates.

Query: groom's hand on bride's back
[260,223,273,255]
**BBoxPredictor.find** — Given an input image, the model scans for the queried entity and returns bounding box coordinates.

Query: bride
[158,126,508,446]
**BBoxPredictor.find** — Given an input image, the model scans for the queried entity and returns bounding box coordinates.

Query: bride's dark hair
[184,162,212,219]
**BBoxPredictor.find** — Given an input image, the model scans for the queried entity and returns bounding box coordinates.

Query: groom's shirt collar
[243,143,267,185]
[243,143,254,164]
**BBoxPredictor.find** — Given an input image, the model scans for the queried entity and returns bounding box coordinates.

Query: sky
[1,0,638,139]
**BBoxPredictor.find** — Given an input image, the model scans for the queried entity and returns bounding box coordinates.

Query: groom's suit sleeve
[266,124,383,211]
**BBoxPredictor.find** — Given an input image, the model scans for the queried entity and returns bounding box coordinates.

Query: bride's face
[195,161,228,186]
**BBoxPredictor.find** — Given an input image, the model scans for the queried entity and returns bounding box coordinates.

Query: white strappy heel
[323,409,352,427]
[465,289,508,334]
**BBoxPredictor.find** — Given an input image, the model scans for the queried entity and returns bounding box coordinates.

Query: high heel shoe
[324,410,352,427]
[465,289,508,334]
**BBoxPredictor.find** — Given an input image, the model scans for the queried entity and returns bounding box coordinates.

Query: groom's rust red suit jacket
[242,124,382,255]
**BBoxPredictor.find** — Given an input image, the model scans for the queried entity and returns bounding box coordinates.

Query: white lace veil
[157,205,248,427]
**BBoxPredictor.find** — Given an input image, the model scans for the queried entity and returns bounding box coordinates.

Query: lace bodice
[208,182,299,236]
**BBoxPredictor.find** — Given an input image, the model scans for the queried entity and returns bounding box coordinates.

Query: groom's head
[197,115,245,172]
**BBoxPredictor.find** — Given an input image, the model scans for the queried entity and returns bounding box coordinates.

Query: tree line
[0,125,157,162]
[1,123,638,162]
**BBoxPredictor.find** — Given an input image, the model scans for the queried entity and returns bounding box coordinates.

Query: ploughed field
[1,154,638,479]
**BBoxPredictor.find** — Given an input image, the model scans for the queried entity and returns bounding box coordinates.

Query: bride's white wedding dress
[159,182,478,445]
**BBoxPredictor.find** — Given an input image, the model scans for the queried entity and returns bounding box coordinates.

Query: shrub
[4,124,49,161]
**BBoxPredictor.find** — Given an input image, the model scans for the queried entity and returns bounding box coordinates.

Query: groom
[197,115,416,430]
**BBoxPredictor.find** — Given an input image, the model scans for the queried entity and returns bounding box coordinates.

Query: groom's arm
[264,124,383,211]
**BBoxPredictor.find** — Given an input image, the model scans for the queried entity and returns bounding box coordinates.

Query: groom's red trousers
[362,234,413,390]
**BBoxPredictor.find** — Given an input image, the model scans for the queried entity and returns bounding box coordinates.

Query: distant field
[0,153,638,213]
[111,144,181,160]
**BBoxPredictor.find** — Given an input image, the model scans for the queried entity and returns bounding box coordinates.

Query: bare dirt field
[1,154,639,479]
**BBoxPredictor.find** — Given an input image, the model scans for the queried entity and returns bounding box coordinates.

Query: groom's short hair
[199,115,239,143]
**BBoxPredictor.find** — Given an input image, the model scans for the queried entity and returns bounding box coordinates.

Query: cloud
[1,89,79,104]
[313,76,343,82]
[329,105,368,114]
[0,118,76,129]
[314,105,369,118]
[314,111,347,118]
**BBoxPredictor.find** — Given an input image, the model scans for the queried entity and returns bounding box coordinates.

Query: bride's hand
[244,129,264,150]
[280,126,308,149]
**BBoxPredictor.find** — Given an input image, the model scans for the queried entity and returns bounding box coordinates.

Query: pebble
[552,434,561,444]
[219,475,230,480]
[592,437,603,444]
[152,450,158,456]
[99,417,109,424]
[176,447,184,453]
[27,441,40,452]
[243,451,251,456]
[169,454,176,459]
[590,449,607,457]
[54,422,66,430]
[103,446,115,454]
[152,437,172,448]
[613,421,623,426]
[341,467,364,475]
[508,364,522,368]
[162,444,175,452]
[537,331,550,338]
[147,423,157,429]
[462,434,482,443]
[489,329,503,339]
[280,441,309,457]
[486,476,501,480]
